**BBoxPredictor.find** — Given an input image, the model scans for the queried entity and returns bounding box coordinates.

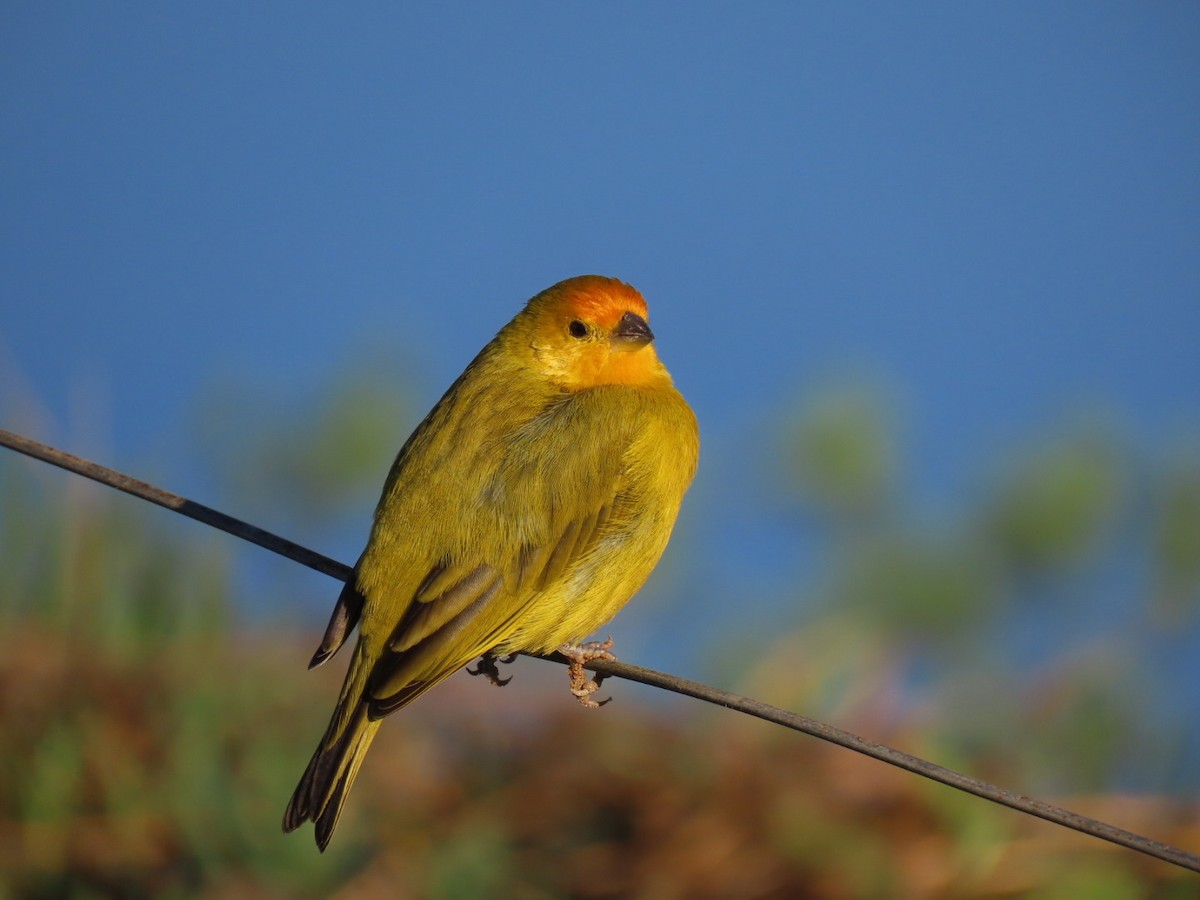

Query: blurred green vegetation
[191,350,418,528]
[781,384,1200,797]
[1,373,1198,897]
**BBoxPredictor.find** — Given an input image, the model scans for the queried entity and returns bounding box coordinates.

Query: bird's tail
[283,643,382,851]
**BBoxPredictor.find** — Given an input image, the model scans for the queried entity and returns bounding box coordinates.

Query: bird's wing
[365,491,628,716]
[364,395,640,716]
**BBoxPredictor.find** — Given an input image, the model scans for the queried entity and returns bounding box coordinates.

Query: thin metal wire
[2,427,1198,874]
[0,428,351,582]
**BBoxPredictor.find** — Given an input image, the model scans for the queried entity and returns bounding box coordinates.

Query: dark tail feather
[309,578,365,670]
[313,740,364,852]
[283,700,379,851]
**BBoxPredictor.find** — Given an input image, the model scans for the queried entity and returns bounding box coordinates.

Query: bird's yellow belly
[495,517,673,655]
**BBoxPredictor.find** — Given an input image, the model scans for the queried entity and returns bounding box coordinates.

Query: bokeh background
[3,4,1199,896]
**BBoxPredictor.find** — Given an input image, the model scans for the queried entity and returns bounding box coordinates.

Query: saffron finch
[283,275,699,850]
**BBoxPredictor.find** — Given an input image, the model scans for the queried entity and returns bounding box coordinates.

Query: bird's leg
[557,637,616,708]
[467,652,518,687]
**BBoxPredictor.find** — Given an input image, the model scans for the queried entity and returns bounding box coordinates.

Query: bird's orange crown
[522,275,669,390]
[546,275,649,330]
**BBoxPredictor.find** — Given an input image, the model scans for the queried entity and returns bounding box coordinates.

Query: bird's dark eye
[568,319,588,339]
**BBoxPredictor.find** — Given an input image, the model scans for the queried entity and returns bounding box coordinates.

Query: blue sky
[3,6,1199,695]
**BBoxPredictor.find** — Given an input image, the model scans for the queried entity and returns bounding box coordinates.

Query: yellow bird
[283,275,699,850]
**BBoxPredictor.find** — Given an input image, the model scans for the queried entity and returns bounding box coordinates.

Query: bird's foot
[557,638,616,708]
[467,652,518,687]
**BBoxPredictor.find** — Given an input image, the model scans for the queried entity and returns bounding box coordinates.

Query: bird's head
[519,275,671,390]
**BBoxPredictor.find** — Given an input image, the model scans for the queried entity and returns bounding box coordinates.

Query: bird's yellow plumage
[283,275,698,849]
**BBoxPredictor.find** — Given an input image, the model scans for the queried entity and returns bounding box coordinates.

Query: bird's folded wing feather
[363,396,643,715]
[365,487,627,715]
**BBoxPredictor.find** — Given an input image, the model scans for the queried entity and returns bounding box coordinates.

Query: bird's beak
[612,311,655,348]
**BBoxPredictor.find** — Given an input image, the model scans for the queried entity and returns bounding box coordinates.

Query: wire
[2,427,1198,874]
[0,428,350,582]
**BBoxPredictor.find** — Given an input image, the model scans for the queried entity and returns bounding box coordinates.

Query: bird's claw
[558,638,616,708]
[467,652,517,687]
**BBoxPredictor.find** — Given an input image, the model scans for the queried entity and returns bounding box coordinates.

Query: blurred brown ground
[2,626,1196,899]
